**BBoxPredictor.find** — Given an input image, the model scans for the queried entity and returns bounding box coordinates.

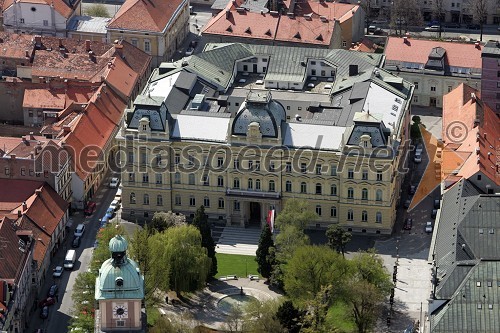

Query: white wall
[3,3,67,35]
[71,173,85,209]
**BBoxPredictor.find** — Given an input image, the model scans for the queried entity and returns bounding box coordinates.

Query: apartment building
[481,41,500,112]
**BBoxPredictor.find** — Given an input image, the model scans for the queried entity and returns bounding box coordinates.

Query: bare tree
[464,0,492,41]
[432,0,446,38]
[357,0,374,34]
[391,0,422,36]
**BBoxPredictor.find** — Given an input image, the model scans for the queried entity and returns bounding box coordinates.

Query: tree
[90,223,125,272]
[242,299,286,333]
[283,245,348,307]
[326,225,352,257]
[84,4,110,17]
[390,0,422,35]
[276,300,304,333]
[465,0,493,41]
[432,0,446,38]
[275,199,316,230]
[300,286,338,333]
[342,251,393,333]
[150,211,186,233]
[191,206,217,278]
[223,306,244,333]
[256,225,275,278]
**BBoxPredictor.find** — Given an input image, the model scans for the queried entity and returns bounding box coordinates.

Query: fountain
[217,288,258,315]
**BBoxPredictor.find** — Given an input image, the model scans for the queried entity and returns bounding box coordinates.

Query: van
[64,249,76,270]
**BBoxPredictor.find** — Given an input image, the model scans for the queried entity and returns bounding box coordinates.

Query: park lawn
[215,253,258,278]
[325,301,356,333]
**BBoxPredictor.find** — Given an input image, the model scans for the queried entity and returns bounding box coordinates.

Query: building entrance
[249,202,261,224]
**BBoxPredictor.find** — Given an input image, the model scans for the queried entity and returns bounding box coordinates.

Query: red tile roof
[63,85,126,180]
[107,0,185,33]
[0,217,30,280]
[0,179,44,213]
[113,40,152,80]
[442,84,500,186]
[385,37,482,69]
[23,89,66,110]
[2,0,79,19]
[103,57,138,99]
[350,38,379,53]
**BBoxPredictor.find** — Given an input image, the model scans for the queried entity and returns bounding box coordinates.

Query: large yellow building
[116,43,414,234]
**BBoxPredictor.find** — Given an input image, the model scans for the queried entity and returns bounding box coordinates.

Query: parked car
[115,186,122,197]
[404,199,411,209]
[185,47,194,56]
[414,152,422,163]
[403,218,413,230]
[427,20,440,27]
[38,297,56,308]
[40,306,49,319]
[409,185,416,195]
[466,23,480,30]
[189,40,198,48]
[431,209,438,219]
[52,266,63,278]
[84,201,96,216]
[415,144,423,155]
[434,199,441,209]
[109,199,121,211]
[74,224,85,237]
[425,25,442,32]
[105,207,114,219]
[47,284,58,297]
[72,236,81,248]
[109,177,120,189]
[368,25,378,33]
[100,215,109,226]
[425,221,434,233]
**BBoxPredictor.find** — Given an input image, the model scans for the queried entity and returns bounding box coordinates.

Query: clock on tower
[112,302,129,319]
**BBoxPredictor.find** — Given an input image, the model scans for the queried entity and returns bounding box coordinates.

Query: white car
[109,199,121,211]
[425,25,442,32]
[74,224,85,237]
[115,186,122,197]
[307,83,315,88]
[53,266,63,278]
[425,221,434,233]
[414,152,422,163]
[109,178,120,189]
[238,78,247,83]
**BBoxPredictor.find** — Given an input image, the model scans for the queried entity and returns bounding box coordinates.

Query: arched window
[316,205,322,216]
[143,194,149,205]
[269,180,275,192]
[175,195,181,206]
[218,197,225,209]
[156,195,163,206]
[217,176,224,187]
[300,182,307,193]
[376,189,383,201]
[174,172,181,184]
[189,196,196,206]
[204,196,210,207]
[285,180,292,192]
[376,212,382,223]
[362,188,368,200]
[315,183,322,195]
[248,178,253,190]
[130,192,136,204]
[330,184,337,196]
[330,206,337,217]
[188,173,195,185]
[362,210,368,222]
[347,209,353,220]
[233,177,240,189]
[347,187,354,199]
[255,179,261,190]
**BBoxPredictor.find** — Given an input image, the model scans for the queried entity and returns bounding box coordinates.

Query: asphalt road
[375,24,499,41]
[27,175,120,333]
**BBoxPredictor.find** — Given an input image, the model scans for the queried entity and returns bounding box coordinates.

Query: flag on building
[266,209,275,233]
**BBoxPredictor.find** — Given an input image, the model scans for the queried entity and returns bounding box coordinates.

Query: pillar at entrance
[240,201,245,227]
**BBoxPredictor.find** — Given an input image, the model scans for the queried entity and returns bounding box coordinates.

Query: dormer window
[142,124,147,131]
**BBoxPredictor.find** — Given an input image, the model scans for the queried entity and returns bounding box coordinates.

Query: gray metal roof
[482,41,500,58]
[67,16,110,34]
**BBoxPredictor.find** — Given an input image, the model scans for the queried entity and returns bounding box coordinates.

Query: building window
[130,193,136,204]
[143,194,149,205]
[131,39,138,47]
[4,167,9,175]
[189,196,196,206]
[21,168,26,176]
[233,158,240,170]
[377,172,383,181]
[330,184,337,196]
[144,39,151,52]
[43,20,48,26]
[189,174,195,185]
[285,180,292,192]
[28,111,33,117]
[248,178,253,189]
[174,172,181,184]
[347,209,353,221]
[142,173,149,183]
[155,173,162,184]
[255,179,261,190]
[315,183,322,194]
[477,174,482,180]
[430,86,436,92]
[202,174,209,186]
[142,124,147,131]
[413,96,419,103]
[347,187,354,199]
[248,160,253,170]
[376,212,382,223]
[204,196,210,207]
[362,210,368,222]
[116,321,125,327]
[348,169,354,179]
[362,188,368,200]
[269,180,275,192]
[285,162,292,173]
[300,182,307,193]
[376,189,383,201]
[233,178,240,189]
[234,201,240,211]
[316,205,322,216]
[312,69,316,75]
[217,157,224,167]
[217,176,224,187]
[316,164,322,175]
[342,41,347,48]
[255,160,261,171]
[300,163,307,173]
[129,173,135,182]
[175,195,181,206]
[157,195,163,206]
[362,170,368,180]
[447,85,453,92]
[331,165,337,176]
[218,198,225,209]
[174,154,180,164]
[20,18,25,23]
[188,154,195,166]
[330,206,337,217]
[414,82,418,90]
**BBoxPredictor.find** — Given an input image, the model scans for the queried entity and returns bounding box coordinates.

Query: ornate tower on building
[95,235,145,332]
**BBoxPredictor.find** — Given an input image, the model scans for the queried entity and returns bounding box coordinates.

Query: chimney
[349,64,358,76]
[63,125,71,134]
[474,42,480,49]
[35,189,42,196]
[85,40,91,52]
[34,35,42,47]
[226,9,230,19]
[403,36,409,44]
[30,132,34,140]
[88,50,95,61]
[17,210,22,217]
[22,201,27,211]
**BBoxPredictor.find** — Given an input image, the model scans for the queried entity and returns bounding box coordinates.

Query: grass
[215,253,258,278]
[146,306,160,327]
[325,301,356,333]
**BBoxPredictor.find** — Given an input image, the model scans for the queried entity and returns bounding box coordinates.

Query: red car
[38,297,56,308]
[84,201,96,216]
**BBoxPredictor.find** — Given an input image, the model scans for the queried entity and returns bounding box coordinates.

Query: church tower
[95,235,145,332]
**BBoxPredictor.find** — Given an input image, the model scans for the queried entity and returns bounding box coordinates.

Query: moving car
[72,236,81,248]
[425,25,442,32]
[74,224,85,237]
[52,266,63,278]
[84,201,96,216]
[40,306,49,319]
[38,297,56,308]
[403,218,413,230]
[47,284,58,297]
[425,221,434,233]
[109,177,120,189]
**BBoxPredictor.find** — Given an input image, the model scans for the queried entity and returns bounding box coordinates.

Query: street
[27,175,120,333]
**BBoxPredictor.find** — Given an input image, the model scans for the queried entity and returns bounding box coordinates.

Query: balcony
[226,188,281,199]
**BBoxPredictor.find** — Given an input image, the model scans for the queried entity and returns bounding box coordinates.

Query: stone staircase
[215,226,262,256]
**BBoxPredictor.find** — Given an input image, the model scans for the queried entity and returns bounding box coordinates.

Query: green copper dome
[109,235,128,253]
